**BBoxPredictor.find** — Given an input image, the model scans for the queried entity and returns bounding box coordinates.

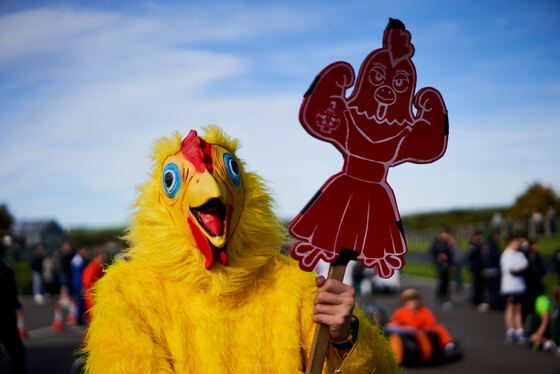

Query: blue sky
[1,0,559,227]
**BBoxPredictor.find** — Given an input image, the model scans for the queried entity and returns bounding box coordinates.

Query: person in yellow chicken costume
[83,126,398,373]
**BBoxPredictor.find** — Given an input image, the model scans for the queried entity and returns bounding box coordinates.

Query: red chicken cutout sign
[290,18,448,279]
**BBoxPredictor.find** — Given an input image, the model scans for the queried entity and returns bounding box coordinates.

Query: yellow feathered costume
[84,126,398,373]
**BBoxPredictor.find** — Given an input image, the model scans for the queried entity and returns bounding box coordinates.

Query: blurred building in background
[11,219,66,255]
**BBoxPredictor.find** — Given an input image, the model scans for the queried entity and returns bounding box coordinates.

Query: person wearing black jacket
[0,241,26,373]
[431,228,452,306]
[468,231,485,307]
[59,241,74,305]
[554,247,560,284]
[523,240,546,319]
[482,231,502,310]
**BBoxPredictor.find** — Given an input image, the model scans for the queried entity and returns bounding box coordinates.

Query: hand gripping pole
[305,248,357,374]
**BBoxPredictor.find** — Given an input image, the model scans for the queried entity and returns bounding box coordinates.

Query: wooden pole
[305,249,357,374]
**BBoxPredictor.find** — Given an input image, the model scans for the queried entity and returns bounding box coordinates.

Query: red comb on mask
[181,130,213,173]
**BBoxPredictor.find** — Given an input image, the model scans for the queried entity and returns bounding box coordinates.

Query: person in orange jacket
[82,246,107,319]
[388,288,456,351]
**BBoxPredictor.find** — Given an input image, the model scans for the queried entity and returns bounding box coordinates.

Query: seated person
[388,288,456,352]
[527,294,553,350]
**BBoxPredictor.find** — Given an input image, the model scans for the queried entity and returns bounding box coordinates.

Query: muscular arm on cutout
[299,62,355,150]
[393,87,448,166]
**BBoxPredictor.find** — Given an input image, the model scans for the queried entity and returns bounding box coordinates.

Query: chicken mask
[160,129,244,270]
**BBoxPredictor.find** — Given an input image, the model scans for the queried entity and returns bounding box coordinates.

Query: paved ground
[2,276,559,373]
[371,275,559,374]
[0,296,85,374]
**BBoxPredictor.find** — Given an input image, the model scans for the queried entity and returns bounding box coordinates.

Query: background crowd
[2,209,560,371]
[1,240,110,373]
[430,227,560,355]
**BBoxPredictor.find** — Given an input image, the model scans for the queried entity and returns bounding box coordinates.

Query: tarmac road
[372,275,559,374]
[0,296,85,374]
[2,275,559,373]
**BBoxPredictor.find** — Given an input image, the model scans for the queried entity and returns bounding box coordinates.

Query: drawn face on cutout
[291,19,448,279]
[347,28,417,142]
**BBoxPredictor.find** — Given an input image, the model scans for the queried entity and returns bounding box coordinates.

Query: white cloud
[0,4,341,224]
[1,2,559,227]
[0,4,312,225]
[0,4,308,63]
[0,8,121,63]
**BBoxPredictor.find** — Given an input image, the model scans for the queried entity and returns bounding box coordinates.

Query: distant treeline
[400,206,508,231]
[67,226,128,248]
[65,205,544,247]
[402,207,509,230]
[281,206,509,233]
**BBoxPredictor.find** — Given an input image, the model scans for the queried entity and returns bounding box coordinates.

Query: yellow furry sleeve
[84,261,174,374]
[329,308,400,373]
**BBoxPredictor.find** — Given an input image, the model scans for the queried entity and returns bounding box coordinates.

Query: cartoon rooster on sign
[290,19,448,278]
[83,126,398,373]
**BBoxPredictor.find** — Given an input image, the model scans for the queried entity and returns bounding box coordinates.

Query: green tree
[510,182,559,218]
[0,204,14,233]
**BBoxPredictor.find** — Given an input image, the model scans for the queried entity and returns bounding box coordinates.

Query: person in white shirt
[500,234,528,344]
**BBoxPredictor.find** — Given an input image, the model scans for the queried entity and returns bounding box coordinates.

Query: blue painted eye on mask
[162,163,181,197]
[223,153,241,186]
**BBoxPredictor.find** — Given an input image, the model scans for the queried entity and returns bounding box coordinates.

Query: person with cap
[388,288,456,352]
